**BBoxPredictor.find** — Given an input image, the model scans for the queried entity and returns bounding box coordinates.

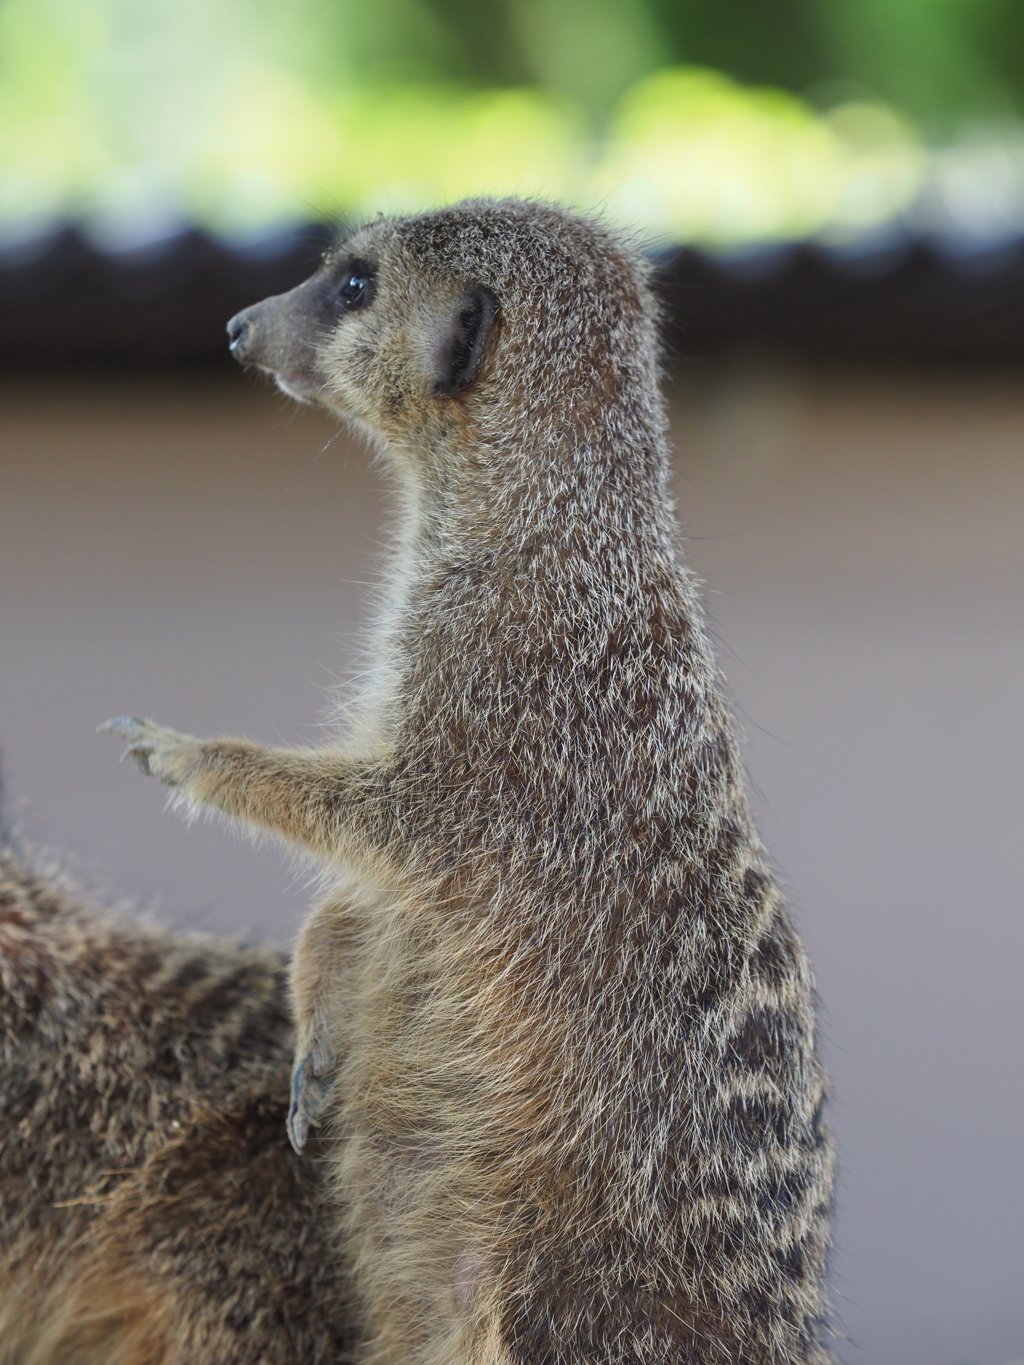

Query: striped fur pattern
[0,841,353,1365]
[106,200,834,1364]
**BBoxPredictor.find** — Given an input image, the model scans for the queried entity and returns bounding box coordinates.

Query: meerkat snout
[226,262,377,403]
[226,285,321,385]
[231,230,500,425]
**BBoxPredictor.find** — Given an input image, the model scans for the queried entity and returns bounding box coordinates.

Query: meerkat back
[0,839,353,1365]
[107,199,834,1365]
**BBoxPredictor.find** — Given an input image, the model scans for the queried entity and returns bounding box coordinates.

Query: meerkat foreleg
[100,716,363,859]
[102,716,382,1151]
[287,894,360,1149]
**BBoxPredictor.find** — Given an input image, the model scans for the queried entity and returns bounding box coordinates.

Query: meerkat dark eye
[331,260,375,311]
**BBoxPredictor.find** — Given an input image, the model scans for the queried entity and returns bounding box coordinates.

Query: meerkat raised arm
[101,723,381,858]
[105,201,834,1365]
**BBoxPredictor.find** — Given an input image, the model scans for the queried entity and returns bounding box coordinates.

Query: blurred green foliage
[2,0,1023,244]
[321,0,1024,123]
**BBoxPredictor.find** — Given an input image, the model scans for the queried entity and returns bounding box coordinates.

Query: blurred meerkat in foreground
[0,835,352,1365]
[106,199,834,1364]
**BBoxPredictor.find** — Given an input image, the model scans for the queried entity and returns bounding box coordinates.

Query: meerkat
[104,199,834,1365]
[0,830,354,1365]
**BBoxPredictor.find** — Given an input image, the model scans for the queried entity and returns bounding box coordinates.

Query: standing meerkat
[105,199,834,1365]
[0,831,353,1365]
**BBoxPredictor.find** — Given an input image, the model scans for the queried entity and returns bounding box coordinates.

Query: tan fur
[0,839,354,1365]
[107,199,835,1364]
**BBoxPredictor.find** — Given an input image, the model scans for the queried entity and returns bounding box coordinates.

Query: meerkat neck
[386,400,675,575]
[353,404,698,756]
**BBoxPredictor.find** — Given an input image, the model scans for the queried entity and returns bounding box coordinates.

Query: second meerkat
[106,200,834,1365]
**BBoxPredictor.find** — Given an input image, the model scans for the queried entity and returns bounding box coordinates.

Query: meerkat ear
[433,287,496,397]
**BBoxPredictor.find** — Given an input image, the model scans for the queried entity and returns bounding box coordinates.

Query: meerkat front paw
[100,716,203,788]
[288,1034,338,1152]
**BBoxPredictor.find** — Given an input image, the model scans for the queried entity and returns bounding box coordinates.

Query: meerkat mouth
[269,369,324,404]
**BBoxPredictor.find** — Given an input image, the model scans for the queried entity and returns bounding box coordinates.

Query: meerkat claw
[98,714,148,739]
[127,746,155,777]
[288,1062,311,1151]
[99,716,156,774]
[99,716,193,787]
[288,1055,336,1153]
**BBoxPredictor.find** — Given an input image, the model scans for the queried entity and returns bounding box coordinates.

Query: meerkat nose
[226,308,255,361]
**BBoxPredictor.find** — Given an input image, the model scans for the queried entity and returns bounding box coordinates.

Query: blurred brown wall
[2,365,1023,1365]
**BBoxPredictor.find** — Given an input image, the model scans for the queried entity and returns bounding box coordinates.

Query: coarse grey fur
[105,198,834,1365]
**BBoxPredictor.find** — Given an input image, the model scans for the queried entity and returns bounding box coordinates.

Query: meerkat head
[227,200,657,458]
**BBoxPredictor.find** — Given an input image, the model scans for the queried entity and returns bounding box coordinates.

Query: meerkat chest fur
[216,199,834,1364]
